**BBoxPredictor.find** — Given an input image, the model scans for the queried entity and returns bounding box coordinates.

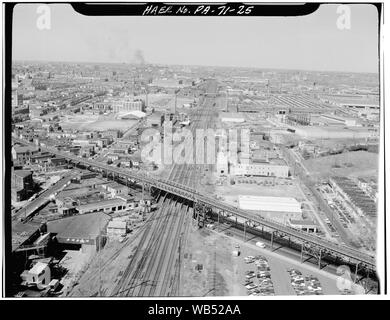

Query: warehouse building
[288,219,318,233]
[77,198,130,215]
[47,212,110,251]
[231,158,289,178]
[238,195,302,224]
[220,112,245,123]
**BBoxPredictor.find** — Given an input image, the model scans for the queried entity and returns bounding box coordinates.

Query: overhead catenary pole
[98,216,102,297]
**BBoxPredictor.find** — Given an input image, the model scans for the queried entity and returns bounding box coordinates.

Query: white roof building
[220,112,245,123]
[238,195,302,214]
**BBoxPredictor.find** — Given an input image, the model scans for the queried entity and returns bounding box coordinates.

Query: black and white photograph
[1,1,386,302]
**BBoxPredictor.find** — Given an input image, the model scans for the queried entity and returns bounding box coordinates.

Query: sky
[12,3,379,73]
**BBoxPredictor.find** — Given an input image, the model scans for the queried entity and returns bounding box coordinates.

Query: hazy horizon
[12,3,380,73]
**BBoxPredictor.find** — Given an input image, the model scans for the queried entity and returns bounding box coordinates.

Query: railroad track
[100,81,219,297]
[111,194,173,296]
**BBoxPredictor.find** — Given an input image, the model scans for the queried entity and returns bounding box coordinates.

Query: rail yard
[9,57,380,297]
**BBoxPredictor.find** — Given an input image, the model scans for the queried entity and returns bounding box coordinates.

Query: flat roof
[289,219,317,226]
[12,169,32,178]
[238,195,301,213]
[29,262,48,275]
[47,212,111,244]
[239,195,299,204]
[107,220,127,229]
[13,145,39,153]
[220,112,245,118]
[78,198,127,211]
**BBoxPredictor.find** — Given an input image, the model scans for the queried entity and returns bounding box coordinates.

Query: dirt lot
[59,247,95,296]
[180,224,341,296]
[304,151,378,180]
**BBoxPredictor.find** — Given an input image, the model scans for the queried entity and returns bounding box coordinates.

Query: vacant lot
[304,151,378,179]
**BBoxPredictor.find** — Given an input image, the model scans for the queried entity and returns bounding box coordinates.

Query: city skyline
[12,3,379,73]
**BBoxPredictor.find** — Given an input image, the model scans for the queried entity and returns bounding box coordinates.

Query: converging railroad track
[108,81,219,297]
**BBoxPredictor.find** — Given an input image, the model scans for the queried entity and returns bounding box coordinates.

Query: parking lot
[242,254,275,296]
[287,268,323,295]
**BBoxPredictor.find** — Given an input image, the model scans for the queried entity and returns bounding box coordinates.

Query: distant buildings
[12,89,23,108]
[112,98,145,112]
[146,113,164,127]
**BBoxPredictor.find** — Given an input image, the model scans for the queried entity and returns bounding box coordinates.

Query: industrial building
[288,219,318,233]
[73,198,129,214]
[238,195,302,224]
[320,114,359,127]
[220,112,245,123]
[12,145,39,166]
[47,212,111,250]
[11,169,34,201]
[231,158,289,178]
[112,98,145,113]
[20,261,51,287]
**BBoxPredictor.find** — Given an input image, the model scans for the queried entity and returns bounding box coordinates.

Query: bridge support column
[243,221,247,241]
[300,243,304,263]
[217,210,220,224]
[271,231,275,249]
[318,249,322,269]
[354,262,360,283]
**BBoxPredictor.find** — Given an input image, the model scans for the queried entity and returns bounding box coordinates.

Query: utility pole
[225,90,228,112]
[98,217,102,297]
[145,87,148,109]
[177,233,183,296]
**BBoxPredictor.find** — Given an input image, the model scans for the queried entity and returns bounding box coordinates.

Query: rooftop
[77,197,127,211]
[47,212,111,244]
[12,169,32,178]
[29,262,48,275]
[289,219,317,226]
[13,145,39,154]
[107,220,127,229]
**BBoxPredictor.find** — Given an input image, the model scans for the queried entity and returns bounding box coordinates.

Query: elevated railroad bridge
[12,137,377,278]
